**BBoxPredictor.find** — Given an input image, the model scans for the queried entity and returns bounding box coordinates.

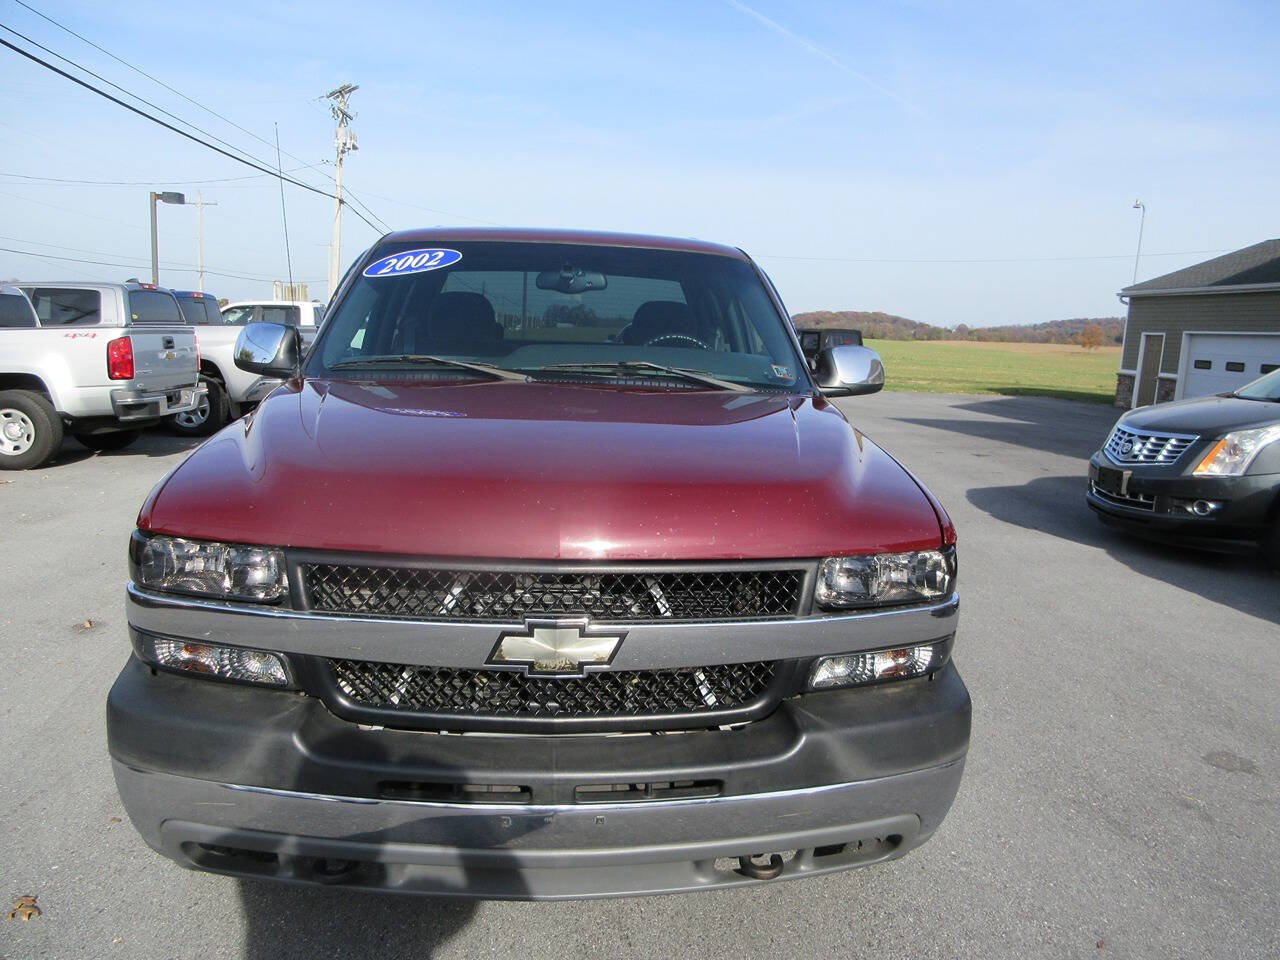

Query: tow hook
[311,858,360,884]
[737,853,785,880]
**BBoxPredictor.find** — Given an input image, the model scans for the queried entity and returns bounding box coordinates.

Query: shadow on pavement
[223,721,552,958]
[967,474,1279,625]
[51,430,204,467]
[892,394,1119,461]
[236,881,477,960]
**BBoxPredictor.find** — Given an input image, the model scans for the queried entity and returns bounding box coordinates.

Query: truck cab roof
[379,226,749,260]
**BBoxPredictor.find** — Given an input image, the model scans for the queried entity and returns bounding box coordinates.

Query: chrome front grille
[321,657,795,732]
[300,564,805,622]
[1104,425,1197,465]
[329,659,777,721]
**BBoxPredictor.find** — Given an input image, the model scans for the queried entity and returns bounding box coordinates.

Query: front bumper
[111,383,206,422]
[108,656,970,899]
[1086,452,1276,548]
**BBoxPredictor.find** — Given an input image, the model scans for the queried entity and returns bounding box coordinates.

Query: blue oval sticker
[363,248,462,278]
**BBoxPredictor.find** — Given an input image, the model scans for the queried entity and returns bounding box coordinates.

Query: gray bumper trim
[111,383,206,421]
[113,757,964,899]
[125,584,959,669]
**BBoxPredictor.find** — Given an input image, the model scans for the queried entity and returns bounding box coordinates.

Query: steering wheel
[646,333,710,350]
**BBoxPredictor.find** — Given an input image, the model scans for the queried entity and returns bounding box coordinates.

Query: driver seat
[620,300,698,346]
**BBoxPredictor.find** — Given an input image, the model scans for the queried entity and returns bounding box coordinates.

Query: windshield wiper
[328,355,529,382]
[532,361,750,393]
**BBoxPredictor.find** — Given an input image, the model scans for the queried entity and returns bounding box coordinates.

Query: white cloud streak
[723,0,928,118]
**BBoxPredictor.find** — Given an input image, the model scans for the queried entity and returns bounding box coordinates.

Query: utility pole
[191,191,218,290]
[324,83,359,297]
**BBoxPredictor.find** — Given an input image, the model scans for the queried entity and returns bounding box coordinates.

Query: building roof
[379,227,748,260]
[1122,239,1280,295]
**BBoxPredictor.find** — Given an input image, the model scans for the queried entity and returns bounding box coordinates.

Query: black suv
[1087,367,1280,565]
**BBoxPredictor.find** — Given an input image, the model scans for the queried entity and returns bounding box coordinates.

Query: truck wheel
[0,390,64,470]
[171,377,228,437]
[74,430,141,452]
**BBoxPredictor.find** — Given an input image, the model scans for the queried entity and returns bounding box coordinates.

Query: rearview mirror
[814,345,884,397]
[535,264,607,294]
[234,322,300,378]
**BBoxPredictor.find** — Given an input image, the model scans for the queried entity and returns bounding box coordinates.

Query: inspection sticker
[770,364,793,380]
[363,248,462,278]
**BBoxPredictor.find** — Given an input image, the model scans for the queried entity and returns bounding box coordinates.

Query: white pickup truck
[0,281,204,469]
[166,293,322,436]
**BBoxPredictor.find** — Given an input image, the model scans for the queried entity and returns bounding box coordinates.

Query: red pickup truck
[107,228,969,899]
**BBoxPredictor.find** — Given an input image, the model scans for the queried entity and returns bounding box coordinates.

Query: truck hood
[1120,395,1280,436]
[140,379,944,560]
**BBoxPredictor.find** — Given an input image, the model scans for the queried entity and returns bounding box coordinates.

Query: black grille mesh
[303,565,803,621]
[330,659,776,720]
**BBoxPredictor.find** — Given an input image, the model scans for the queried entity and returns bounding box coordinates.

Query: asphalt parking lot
[2,391,1277,960]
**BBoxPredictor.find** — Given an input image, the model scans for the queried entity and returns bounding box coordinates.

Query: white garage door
[1181,333,1280,398]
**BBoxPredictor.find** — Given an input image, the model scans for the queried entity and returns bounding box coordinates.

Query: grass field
[867,339,1121,403]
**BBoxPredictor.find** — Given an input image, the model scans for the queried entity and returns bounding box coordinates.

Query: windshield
[176,295,222,325]
[308,241,804,391]
[1235,367,1280,401]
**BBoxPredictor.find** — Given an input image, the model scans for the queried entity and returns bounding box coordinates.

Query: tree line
[791,310,1123,347]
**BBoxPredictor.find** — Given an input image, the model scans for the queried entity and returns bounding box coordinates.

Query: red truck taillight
[107,336,134,380]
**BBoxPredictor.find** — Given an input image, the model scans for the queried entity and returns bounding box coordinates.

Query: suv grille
[1105,425,1197,465]
[302,565,804,621]
[329,659,777,725]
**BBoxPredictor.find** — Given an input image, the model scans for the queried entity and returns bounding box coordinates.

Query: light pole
[1131,199,1146,285]
[149,191,186,285]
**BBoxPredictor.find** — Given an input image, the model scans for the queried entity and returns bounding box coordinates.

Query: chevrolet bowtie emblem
[487,618,626,676]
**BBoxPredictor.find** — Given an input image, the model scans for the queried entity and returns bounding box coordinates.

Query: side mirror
[795,327,864,366]
[234,322,300,377]
[815,345,885,397]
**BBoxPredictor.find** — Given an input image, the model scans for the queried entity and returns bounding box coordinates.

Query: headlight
[131,532,288,602]
[809,639,951,690]
[132,629,291,686]
[1193,425,1280,477]
[815,548,956,609]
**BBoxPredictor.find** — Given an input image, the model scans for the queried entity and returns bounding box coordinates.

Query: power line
[275,123,294,288]
[0,33,386,233]
[0,238,317,284]
[352,188,504,226]
[754,249,1229,265]
[10,0,333,183]
[0,22,315,191]
[0,188,146,230]
[343,185,393,233]
[0,166,320,186]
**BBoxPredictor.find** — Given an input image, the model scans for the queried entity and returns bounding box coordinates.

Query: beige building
[1116,239,1280,408]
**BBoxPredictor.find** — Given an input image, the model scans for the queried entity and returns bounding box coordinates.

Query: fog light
[133,630,290,686]
[809,640,949,690]
[1191,499,1220,516]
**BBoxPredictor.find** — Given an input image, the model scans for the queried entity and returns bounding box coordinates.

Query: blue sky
[2,0,1277,326]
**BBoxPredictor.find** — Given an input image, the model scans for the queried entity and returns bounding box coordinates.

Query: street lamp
[149,191,185,285]
[1131,199,1146,285]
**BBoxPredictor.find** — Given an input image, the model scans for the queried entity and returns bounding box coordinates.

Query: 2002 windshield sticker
[363,248,462,278]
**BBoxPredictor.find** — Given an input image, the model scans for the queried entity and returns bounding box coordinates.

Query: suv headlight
[815,548,956,609]
[130,532,288,602]
[1193,426,1280,477]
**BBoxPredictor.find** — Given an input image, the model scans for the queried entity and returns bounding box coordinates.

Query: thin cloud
[723,0,928,118]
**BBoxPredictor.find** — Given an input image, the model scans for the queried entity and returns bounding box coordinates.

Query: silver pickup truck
[167,292,321,436]
[0,281,204,469]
